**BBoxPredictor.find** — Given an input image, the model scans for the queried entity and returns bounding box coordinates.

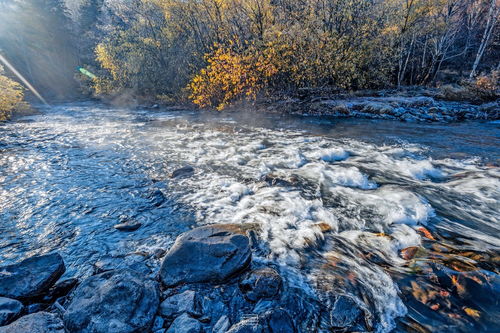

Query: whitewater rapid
[0,103,498,332]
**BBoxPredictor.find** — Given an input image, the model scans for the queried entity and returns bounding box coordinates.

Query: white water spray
[0,53,49,106]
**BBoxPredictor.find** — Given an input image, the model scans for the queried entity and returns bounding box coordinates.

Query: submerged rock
[0,312,64,333]
[329,295,363,329]
[0,297,23,326]
[113,220,142,232]
[239,268,282,302]
[166,313,203,333]
[170,165,195,178]
[63,269,159,333]
[159,224,251,287]
[160,290,202,319]
[0,253,65,300]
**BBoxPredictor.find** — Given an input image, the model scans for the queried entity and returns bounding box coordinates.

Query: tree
[470,0,499,77]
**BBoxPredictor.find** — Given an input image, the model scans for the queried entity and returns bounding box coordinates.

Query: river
[0,102,499,332]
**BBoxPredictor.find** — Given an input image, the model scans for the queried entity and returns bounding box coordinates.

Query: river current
[0,103,499,332]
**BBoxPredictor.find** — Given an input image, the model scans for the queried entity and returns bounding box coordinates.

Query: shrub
[0,65,26,121]
[440,70,499,103]
[189,44,278,110]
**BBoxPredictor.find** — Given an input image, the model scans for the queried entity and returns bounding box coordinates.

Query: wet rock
[227,317,263,333]
[42,278,78,303]
[0,312,64,333]
[170,165,195,178]
[0,253,65,300]
[275,287,321,332]
[239,268,282,302]
[160,290,202,319]
[153,316,165,330]
[263,308,296,333]
[114,220,142,231]
[360,102,394,115]
[201,295,228,325]
[478,101,500,119]
[213,315,231,332]
[159,224,251,287]
[149,189,166,207]
[63,269,159,333]
[93,255,151,276]
[26,303,48,314]
[153,248,167,259]
[166,313,203,333]
[0,297,23,326]
[227,309,295,333]
[329,295,363,329]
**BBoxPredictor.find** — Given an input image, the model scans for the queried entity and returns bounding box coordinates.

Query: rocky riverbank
[254,95,499,122]
[0,224,370,333]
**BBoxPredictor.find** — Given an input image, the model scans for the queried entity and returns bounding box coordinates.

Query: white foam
[309,148,349,162]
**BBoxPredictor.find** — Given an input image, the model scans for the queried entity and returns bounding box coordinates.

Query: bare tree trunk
[470,0,499,78]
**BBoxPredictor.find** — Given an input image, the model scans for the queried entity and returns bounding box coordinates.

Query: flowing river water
[0,103,499,332]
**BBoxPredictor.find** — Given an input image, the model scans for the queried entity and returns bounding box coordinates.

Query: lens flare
[0,53,49,106]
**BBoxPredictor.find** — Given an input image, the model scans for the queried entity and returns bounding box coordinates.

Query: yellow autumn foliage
[0,65,25,121]
[189,44,278,110]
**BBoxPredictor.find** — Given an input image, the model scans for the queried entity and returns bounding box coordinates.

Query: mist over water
[0,103,499,332]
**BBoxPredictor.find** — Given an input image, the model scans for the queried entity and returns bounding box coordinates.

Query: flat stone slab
[0,312,64,333]
[159,224,251,287]
[0,253,65,300]
[63,269,159,333]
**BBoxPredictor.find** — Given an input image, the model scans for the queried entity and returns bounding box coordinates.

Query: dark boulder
[165,313,203,333]
[159,224,251,287]
[239,268,282,302]
[160,290,202,319]
[0,312,64,333]
[0,253,65,300]
[63,269,159,333]
[0,297,23,326]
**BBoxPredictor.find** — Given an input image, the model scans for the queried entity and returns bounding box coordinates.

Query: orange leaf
[417,227,436,240]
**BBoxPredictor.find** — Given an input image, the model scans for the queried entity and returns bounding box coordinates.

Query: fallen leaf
[451,275,466,295]
[430,304,440,310]
[401,246,419,260]
[315,222,332,232]
[417,227,436,241]
[463,307,481,318]
[411,281,428,304]
[439,290,450,297]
